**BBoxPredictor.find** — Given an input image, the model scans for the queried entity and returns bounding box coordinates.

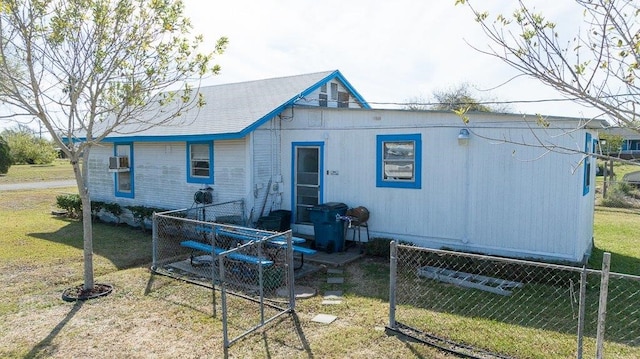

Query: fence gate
[388,242,640,359]
[151,203,297,357]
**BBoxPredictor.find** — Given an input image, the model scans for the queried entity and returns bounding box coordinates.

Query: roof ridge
[201,70,338,89]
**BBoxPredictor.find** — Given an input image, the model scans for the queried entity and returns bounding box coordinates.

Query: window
[376,134,421,189]
[337,92,349,108]
[320,84,327,93]
[114,143,134,198]
[583,133,592,196]
[319,93,328,107]
[330,83,338,100]
[187,141,214,184]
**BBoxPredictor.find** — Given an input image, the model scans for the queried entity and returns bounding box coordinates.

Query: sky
[0,0,604,136]
[185,0,602,119]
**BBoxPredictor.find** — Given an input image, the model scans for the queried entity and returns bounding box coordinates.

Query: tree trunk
[81,188,94,290]
[71,157,94,291]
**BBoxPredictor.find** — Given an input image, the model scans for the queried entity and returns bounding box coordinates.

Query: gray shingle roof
[101,70,368,142]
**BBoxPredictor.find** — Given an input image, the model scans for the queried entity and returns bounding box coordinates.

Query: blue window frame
[583,133,592,196]
[114,143,134,198]
[376,134,422,189]
[187,141,214,184]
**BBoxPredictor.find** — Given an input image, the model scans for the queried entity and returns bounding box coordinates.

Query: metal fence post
[576,256,588,359]
[389,241,397,329]
[258,241,265,325]
[596,252,611,359]
[151,213,158,270]
[288,233,295,312]
[220,255,229,359]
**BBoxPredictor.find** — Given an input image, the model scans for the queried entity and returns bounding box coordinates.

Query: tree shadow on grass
[589,245,640,276]
[29,217,152,270]
[24,302,83,359]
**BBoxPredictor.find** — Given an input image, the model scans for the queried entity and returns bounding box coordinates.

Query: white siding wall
[87,144,114,202]
[279,108,595,262]
[249,119,283,224]
[88,140,248,212]
[87,107,596,263]
[212,139,249,204]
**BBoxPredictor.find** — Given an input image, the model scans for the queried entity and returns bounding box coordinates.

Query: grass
[0,159,75,183]
[0,165,638,358]
[0,187,450,359]
[592,206,640,274]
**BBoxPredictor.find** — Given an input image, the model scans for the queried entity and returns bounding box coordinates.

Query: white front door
[293,142,323,224]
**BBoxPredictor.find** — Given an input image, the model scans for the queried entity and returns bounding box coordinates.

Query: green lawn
[0,187,450,359]
[0,159,75,183]
[0,164,638,358]
[592,206,640,274]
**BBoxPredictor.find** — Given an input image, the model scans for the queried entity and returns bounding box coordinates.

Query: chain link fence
[151,201,297,357]
[388,242,640,359]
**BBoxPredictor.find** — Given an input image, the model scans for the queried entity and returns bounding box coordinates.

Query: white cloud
[0,0,605,135]
[188,0,602,119]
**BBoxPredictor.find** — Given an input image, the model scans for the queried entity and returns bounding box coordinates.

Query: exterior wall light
[458,128,470,144]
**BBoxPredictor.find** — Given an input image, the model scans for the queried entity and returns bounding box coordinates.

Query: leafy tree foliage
[456,0,640,129]
[599,133,624,155]
[0,135,11,174]
[431,83,508,112]
[0,0,226,291]
[404,83,510,113]
[1,128,57,164]
[403,96,431,111]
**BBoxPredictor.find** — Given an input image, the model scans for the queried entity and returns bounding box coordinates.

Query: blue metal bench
[215,228,316,269]
[180,240,273,266]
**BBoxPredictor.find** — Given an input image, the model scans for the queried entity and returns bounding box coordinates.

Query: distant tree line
[404,83,510,113]
[0,126,58,174]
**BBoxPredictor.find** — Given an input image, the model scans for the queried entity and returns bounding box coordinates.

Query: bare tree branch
[0,0,227,291]
[458,0,640,128]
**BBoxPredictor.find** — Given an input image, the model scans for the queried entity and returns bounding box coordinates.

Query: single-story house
[86,70,601,263]
[599,126,640,159]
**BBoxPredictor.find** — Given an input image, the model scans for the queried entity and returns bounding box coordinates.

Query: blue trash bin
[308,202,348,253]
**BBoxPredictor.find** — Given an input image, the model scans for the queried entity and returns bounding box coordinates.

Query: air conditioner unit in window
[108,156,129,172]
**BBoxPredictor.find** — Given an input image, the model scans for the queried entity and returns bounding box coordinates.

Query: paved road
[0,180,77,191]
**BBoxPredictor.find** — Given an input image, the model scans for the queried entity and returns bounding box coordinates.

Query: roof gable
[101,70,369,142]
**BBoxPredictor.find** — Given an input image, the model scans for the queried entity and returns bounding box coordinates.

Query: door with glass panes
[293,143,323,224]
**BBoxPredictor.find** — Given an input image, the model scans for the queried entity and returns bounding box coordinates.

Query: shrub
[617,181,634,196]
[601,182,638,209]
[364,238,394,258]
[126,205,165,231]
[102,202,123,224]
[91,201,105,221]
[0,136,11,174]
[601,192,634,208]
[56,194,82,218]
[103,202,123,216]
[3,129,57,164]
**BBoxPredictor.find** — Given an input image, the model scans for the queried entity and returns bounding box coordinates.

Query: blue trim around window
[186,141,214,184]
[583,133,592,196]
[114,143,134,198]
[376,134,422,189]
